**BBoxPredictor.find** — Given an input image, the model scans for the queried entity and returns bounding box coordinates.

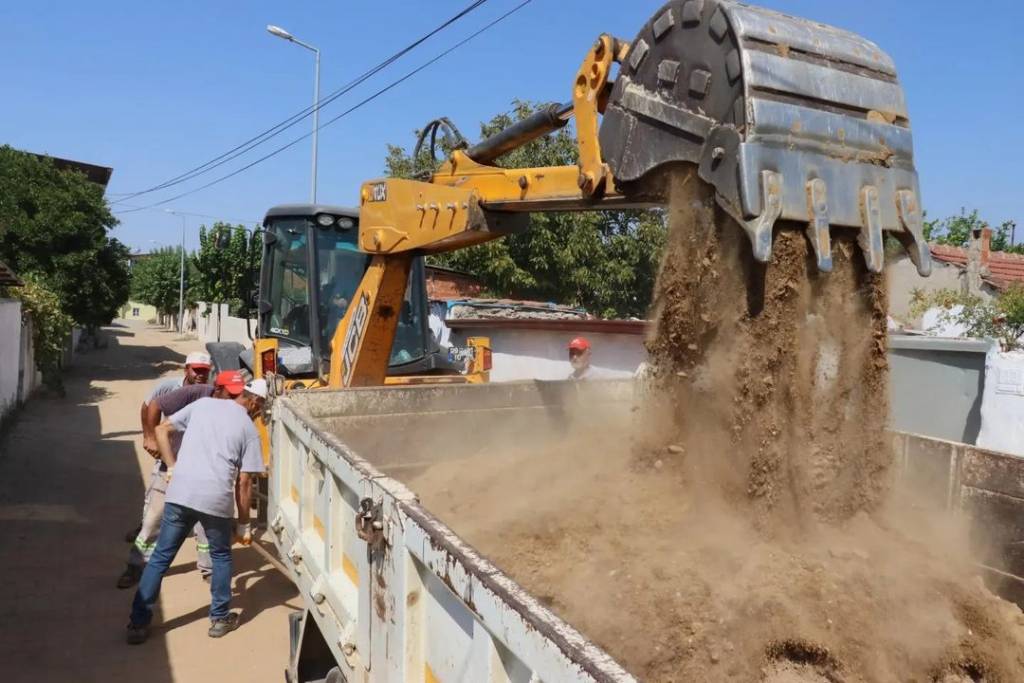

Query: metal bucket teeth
[600,0,932,276]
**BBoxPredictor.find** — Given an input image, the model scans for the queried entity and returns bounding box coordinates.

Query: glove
[235,522,252,546]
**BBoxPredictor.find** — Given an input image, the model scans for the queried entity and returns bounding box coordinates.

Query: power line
[111,0,490,204]
[112,205,260,224]
[115,0,536,215]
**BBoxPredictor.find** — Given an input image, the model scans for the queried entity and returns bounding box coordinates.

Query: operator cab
[259,204,453,379]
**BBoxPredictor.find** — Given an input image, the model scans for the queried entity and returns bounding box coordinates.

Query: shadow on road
[159,549,301,634]
[0,330,177,683]
[0,322,298,682]
[72,331,189,384]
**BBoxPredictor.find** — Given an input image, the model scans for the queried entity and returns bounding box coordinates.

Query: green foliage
[2,275,74,389]
[63,237,132,329]
[0,145,130,328]
[131,247,187,318]
[384,101,666,318]
[909,286,1024,351]
[191,223,260,317]
[923,208,1022,254]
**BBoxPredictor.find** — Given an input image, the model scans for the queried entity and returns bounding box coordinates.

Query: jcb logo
[341,293,370,386]
[369,182,387,203]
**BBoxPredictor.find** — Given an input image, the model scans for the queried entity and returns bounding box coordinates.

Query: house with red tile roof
[930,238,1024,291]
[887,227,1022,324]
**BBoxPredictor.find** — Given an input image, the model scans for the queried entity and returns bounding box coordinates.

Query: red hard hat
[568,337,590,352]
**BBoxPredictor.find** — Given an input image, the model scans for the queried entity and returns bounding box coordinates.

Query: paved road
[0,320,299,682]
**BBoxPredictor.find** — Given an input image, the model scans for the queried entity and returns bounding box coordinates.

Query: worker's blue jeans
[130,502,233,626]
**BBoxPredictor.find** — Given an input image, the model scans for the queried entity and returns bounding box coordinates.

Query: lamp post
[164,209,186,334]
[267,24,320,204]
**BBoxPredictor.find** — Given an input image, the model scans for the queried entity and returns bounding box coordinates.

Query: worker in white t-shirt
[126,379,267,645]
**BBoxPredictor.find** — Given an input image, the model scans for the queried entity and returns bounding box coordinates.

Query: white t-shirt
[166,398,265,518]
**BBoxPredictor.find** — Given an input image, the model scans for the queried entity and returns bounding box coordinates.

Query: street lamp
[267,24,320,204]
[164,209,187,334]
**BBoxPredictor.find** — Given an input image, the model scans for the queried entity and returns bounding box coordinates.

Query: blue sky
[2,0,1021,252]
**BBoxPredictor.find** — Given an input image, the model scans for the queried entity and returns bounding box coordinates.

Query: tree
[923,208,1021,254]
[60,237,132,330]
[910,285,1024,351]
[0,146,131,328]
[131,247,188,322]
[383,100,666,318]
[191,223,260,317]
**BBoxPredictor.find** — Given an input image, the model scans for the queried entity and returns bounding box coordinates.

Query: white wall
[887,254,994,323]
[196,302,256,347]
[448,326,647,382]
[0,300,22,417]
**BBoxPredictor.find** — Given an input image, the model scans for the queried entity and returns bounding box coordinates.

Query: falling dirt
[398,170,1024,681]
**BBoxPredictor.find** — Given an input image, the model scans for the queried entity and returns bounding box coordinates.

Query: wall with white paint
[448,325,647,382]
[196,302,255,347]
[0,300,22,418]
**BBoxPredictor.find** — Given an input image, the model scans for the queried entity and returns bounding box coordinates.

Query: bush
[2,275,74,391]
[910,285,1024,351]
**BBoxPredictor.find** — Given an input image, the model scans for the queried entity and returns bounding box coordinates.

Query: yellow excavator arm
[328,0,931,388]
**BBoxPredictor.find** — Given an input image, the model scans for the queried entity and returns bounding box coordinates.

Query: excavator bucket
[600,0,931,276]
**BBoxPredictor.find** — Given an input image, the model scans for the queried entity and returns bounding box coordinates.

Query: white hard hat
[244,378,269,399]
[185,351,212,368]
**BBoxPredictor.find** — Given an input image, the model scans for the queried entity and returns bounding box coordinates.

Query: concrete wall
[0,300,22,419]
[443,320,994,443]
[0,299,40,421]
[447,324,646,382]
[887,254,995,323]
[196,302,255,347]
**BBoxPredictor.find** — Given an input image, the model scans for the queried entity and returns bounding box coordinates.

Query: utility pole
[165,209,186,333]
[267,24,321,203]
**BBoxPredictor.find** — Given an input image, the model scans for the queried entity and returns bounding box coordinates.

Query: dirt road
[0,320,299,683]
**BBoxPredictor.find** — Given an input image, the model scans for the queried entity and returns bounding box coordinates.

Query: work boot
[117,564,143,589]
[124,523,142,543]
[125,622,149,645]
[208,612,240,638]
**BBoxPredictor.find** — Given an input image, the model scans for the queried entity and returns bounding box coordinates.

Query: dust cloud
[398,170,1024,681]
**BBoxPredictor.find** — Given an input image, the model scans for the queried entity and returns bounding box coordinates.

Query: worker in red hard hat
[567,337,594,381]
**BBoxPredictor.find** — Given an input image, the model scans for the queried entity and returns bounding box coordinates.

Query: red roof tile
[930,244,1024,290]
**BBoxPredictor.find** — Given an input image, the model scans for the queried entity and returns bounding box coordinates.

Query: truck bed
[269,381,1024,682]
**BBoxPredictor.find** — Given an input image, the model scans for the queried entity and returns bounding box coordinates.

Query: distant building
[127,252,154,272]
[424,265,484,301]
[27,152,113,190]
[120,300,158,322]
[889,227,1022,324]
[930,236,1024,292]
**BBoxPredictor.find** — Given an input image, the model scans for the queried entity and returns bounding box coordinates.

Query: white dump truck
[267,380,1024,682]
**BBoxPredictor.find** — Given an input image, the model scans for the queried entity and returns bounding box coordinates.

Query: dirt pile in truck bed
[403,171,1024,682]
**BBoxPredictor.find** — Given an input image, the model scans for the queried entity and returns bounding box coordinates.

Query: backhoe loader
[265,2,936,679]
[208,203,487,390]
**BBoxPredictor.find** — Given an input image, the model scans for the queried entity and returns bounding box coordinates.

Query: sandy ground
[0,320,300,683]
